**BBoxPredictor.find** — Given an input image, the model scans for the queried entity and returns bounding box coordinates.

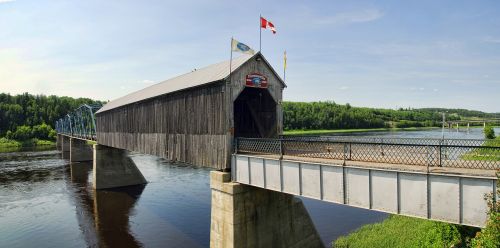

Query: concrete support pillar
[210,171,323,248]
[467,123,470,133]
[61,135,71,159]
[93,144,147,190]
[56,134,62,150]
[70,138,93,162]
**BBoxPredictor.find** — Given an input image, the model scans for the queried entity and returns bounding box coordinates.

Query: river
[0,127,496,247]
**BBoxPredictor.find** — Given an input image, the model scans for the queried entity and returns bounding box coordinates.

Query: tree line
[282,101,499,131]
[0,93,105,141]
[1,93,498,141]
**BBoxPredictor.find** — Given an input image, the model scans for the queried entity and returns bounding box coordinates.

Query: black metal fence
[235,137,500,169]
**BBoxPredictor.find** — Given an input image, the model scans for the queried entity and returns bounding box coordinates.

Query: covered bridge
[95,52,286,169]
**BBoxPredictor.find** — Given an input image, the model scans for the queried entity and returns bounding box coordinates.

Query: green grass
[284,127,438,136]
[333,215,469,248]
[462,137,500,161]
[0,137,55,149]
[0,137,22,148]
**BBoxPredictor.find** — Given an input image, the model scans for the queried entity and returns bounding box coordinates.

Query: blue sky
[1,0,499,112]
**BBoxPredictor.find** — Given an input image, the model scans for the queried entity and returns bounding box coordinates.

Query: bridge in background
[54,53,499,247]
[444,118,500,131]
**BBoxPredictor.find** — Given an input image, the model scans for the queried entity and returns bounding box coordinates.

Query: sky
[1,0,499,112]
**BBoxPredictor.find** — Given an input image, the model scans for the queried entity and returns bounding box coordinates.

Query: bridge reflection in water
[67,161,145,248]
[65,155,213,248]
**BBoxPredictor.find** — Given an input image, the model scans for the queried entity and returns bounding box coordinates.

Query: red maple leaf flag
[260,16,276,34]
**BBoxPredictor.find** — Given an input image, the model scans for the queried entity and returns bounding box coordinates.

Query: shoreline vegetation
[332,215,478,248]
[0,137,55,149]
[283,126,439,136]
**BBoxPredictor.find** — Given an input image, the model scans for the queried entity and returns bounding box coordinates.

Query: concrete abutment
[210,171,324,248]
[59,135,71,159]
[93,144,147,190]
[70,138,93,162]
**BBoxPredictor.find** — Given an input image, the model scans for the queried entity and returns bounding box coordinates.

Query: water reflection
[67,162,144,248]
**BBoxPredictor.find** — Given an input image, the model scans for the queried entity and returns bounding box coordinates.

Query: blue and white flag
[231,39,255,55]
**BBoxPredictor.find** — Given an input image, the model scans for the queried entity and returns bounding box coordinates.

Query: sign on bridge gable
[245,73,268,88]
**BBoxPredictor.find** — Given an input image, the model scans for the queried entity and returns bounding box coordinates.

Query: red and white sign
[245,73,268,88]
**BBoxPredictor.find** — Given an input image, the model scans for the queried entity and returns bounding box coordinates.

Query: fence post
[234,138,238,154]
[279,139,284,159]
[349,143,352,160]
[438,143,442,167]
[343,143,348,164]
[426,145,430,173]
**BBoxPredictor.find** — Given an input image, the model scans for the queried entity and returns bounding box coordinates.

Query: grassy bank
[462,136,500,161]
[333,215,476,248]
[284,127,438,136]
[0,137,55,149]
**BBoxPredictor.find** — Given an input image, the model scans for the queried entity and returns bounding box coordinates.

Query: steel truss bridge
[55,104,102,140]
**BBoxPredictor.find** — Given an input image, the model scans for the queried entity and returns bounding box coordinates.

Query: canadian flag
[260,17,276,34]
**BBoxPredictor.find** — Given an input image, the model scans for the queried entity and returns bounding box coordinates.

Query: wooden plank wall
[96,82,229,169]
[96,54,285,170]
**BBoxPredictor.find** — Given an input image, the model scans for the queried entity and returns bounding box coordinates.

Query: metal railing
[55,104,102,140]
[235,137,500,170]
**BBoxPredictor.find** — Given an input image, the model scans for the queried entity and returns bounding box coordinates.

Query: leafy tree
[6,125,32,140]
[0,92,104,138]
[484,126,496,139]
[32,123,53,140]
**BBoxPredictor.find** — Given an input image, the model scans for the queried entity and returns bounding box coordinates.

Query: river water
[0,128,496,247]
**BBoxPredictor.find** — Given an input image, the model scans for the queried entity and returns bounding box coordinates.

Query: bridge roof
[97,52,284,114]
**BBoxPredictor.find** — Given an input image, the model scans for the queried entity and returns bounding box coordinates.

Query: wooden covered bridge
[55,51,498,247]
[95,52,286,170]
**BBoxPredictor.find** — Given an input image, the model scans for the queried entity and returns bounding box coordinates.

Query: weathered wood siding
[96,83,229,169]
[224,55,285,164]
[227,55,284,135]
[96,54,285,170]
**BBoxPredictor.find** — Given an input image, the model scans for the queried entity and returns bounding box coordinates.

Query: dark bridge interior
[234,87,277,138]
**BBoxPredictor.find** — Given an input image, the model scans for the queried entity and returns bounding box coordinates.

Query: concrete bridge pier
[210,171,324,248]
[60,135,71,159]
[93,144,147,190]
[56,134,62,150]
[70,138,93,162]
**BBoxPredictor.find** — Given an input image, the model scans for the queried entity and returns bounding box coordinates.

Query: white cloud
[0,0,16,3]
[339,86,349,90]
[482,37,500,44]
[141,79,155,84]
[314,9,384,26]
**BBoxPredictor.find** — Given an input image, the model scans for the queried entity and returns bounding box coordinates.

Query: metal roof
[96,53,256,114]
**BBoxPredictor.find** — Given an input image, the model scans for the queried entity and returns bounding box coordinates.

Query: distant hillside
[1,93,496,136]
[283,101,498,131]
[417,108,500,119]
[0,92,105,137]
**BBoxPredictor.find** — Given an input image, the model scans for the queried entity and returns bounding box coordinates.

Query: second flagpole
[259,15,262,51]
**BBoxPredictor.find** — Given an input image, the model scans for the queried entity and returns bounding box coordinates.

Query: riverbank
[332,215,477,247]
[284,127,440,136]
[0,137,55,149]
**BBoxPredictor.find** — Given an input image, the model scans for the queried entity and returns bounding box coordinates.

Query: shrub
[484,126,496,139]
[32,123,54,140]
[7,125,32,141]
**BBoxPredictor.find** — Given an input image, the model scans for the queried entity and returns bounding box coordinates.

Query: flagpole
[283,50,286,84]
[229,37,233,82]
[259,14,262,51]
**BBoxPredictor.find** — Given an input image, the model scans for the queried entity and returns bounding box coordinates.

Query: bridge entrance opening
[234,87,277,138]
